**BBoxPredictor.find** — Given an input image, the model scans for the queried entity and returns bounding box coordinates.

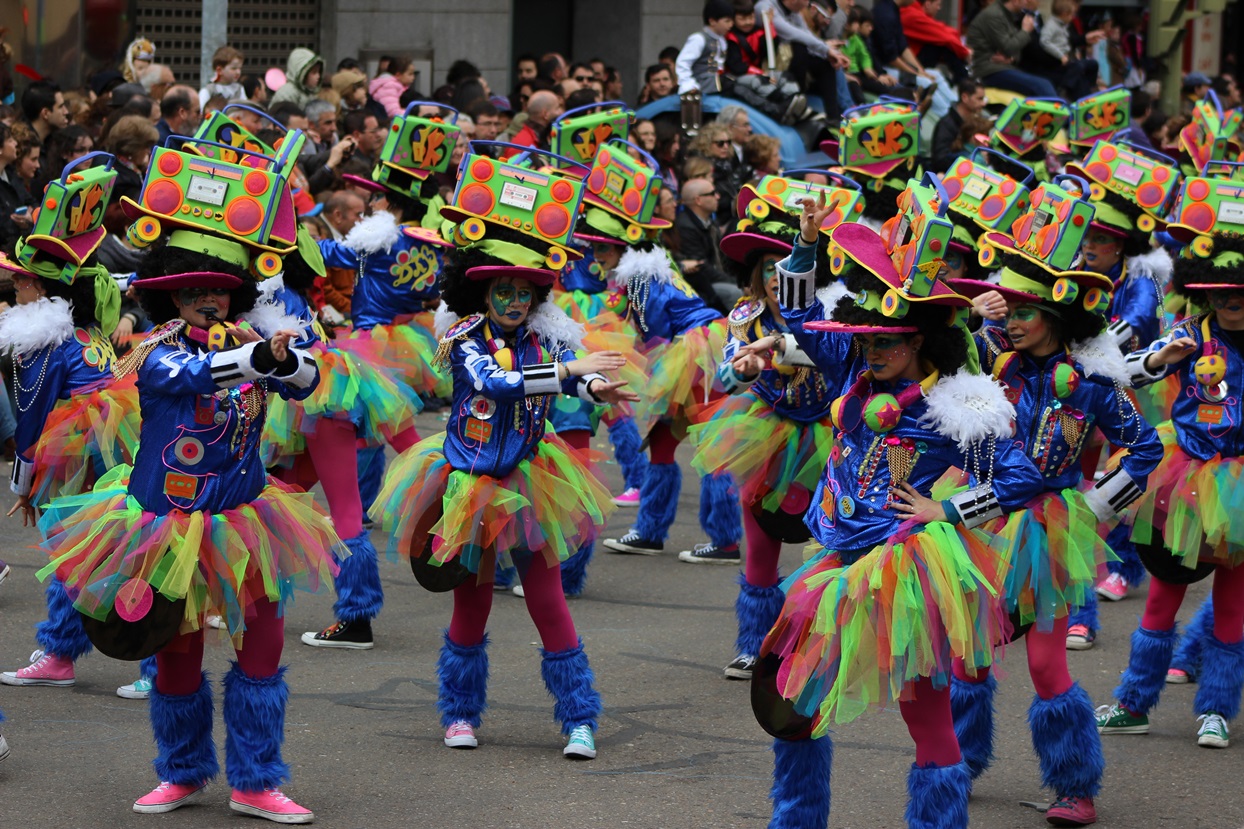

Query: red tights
[156,598,285,695]
[743,509,782,588]
[953,616,1073,700]
[900,677,963,767]
[1143,565,1244,643]
[448,556,580,653]
[649,421,679,465]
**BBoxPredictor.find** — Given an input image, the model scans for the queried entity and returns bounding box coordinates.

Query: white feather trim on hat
[1071,331,1131,385]
[434,302,460,339]
[528,302,585,352]
[0,297,76,356]
[255,273,284,302]
[614,246,674,287]
[816,283,852,311]
[920,371,1016,451]
[1126,248,1174,291]
[239,295,310,339]
[343,211,400,255]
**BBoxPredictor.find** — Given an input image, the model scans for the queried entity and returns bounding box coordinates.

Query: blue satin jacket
[621,268,721,344]
[318,219,442,330]
[442,314,605,478]
[1105,260,1162,352]
[127,326,319,515]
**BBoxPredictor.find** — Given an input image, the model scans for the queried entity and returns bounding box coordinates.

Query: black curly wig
[996,250,1107,343]
[830,264,970,376]
[37,255,109,329]
[572,214,659,254]
[386,175,442,224]
[1172,233,1244,303]
[946,213,989,282]
[859,178,907,224]
[440,224,553,317]
[133,235,259,325]
[280,245,319,297]
[1093,189,1153,258]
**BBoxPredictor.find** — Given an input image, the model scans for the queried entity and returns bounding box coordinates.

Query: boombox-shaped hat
[13,152,117,282]
[1165,162,1244,256]
[992,97,1069,156]
[548,102,633,168]
[1068,86,1131,147]
[941,147,1035,237]
[344,102,462,200]
[184,103,306,166]
[567,138,670,246]
[1065,140,1182,234]
[1179,91,1244,174]
[823,98,920,180]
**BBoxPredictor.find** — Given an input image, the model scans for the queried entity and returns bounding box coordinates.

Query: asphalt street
[0,409,1232,828]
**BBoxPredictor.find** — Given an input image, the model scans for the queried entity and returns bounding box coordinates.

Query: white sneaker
[205,615,226,630]
[1197,713,1230,748]
[118,676,153,699]
[511,584,525,598]
[0,733,10,763]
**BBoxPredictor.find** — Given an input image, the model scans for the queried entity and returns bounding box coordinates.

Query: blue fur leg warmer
[437,632,489,728]
[1105,524,1147,586]
[635,462,681,542]
[140,655,158,680]
[769,737,832,829]
[699,472,741,548]
[736,574,785,658]
[150,673,218,786]
[1115,626,1177,716]
[1193,634,1244,720]
[223,664,291,792]
[560,541,594,597]
[540,639,602,734]
[905,761,971,829]
[331,531,385,623]
[608,416,649,491]
[1067,590,1098,634]
[356,444,386,515]
[950,674,996,780]
[36,578,93,660]
[1028,683,1104,799]
[1171,597,1214,679]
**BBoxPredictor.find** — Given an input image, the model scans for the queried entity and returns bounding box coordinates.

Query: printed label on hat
[187,176,228,206]
[1220,203,1244,225]
[963,178,990,200]
[1114,163,1143,187]
[500,182,537,211]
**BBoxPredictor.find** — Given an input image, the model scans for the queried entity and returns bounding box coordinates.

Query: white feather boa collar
[920,371,1016,451]
[434,301,584,353]
[0,297,76,355]
[1070,331,1131,385]
[342,211,401,256]
[613,247,674,287]
[1126,248,1174,290]
[238,275,310,337]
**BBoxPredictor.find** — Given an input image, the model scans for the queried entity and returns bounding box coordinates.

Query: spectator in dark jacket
[929,80,985,173]
[674,177,733,312]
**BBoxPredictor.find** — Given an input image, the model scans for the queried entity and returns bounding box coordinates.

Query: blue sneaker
[563,725,597,759]
[118,676,153,700]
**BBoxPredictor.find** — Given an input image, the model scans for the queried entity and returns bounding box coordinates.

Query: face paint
[860,333,916,381]
[1010,305,1041,322]
[490,283,534,316]
[1209,291,1244,311]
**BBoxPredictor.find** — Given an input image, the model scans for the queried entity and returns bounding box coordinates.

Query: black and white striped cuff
[1123,349,1163,387]
[523,362,563,396]
[948,486,1003,529]
[10,456,32,497]
[577,373,608,403]
[1107,319,1133,348]
[773,333,816,368]
[777,264,816,311]
[716,362,755,394]
[273,349,318,389]
[1085,466,1143,520]
[209,342,266,388]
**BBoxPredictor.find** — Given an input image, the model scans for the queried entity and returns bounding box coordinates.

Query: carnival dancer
[1095,209,1244,752]
[303,105,455,646]
[687,177,847,679]
[580,141,741,562]
[758,187,1044,829]
[37,227,341,822]
[0,154,145,698]
[947,192,1163,825]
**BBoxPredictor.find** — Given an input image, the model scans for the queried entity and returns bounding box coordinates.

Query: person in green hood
[270,47,324,109]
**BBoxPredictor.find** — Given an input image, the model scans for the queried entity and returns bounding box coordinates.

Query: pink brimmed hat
[720,231,793,264]
[831,223,968,307]
[465,264,556,287]
[129,272,245,290]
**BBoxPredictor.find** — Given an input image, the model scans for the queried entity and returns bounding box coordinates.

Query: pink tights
[649,421,679,465]
[156,598,285,695]
[900,677,963,767]
[1143,564,1244,644]
[743,509,782,588]
[448,556,580,652]
[953,616,1073,700]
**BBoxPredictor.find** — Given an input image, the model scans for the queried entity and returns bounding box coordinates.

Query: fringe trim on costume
[0,297,76,355]
[114,320,187,379]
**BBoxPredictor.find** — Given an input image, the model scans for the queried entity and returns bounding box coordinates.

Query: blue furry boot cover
[608,416,649,491]
[1171,597,1214,679]
[635,462,681,542]
[560,541,594,597]
[437,632,489,728]
[905,761,971,829]
[1028,684,1104,799]
[356,444,386,515]
[540,639,602,734]
[36,578,93,660]
[1193,634,1244,720]
[331,531,385,622]
[699,472,741,548]
[769,737,832,829]
[950,674,996,780]
[150,673,219,785]
[1115,626,1177,715]
[140,655,158,680]
[736,574,785,658]
[1105,524,1147,585]
[223,664,290,792]
[1067,590,1098,634]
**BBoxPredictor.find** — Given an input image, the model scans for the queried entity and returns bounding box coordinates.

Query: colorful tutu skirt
[642,319,728,434]
[760,521,1010,733]
[557,290,650,423]
[1132,426,1244,569]
[337,321,449,399]
[32,376,141,507]
[980,487,1112,632]
[262,343,421,462]
[376,433,613,584]
[36,465,343,644]
[688,393,831,526]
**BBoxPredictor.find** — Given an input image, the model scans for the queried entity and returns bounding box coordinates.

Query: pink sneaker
[444,720,478,748]
[1095,573,1128,602]
[1045,794,1097,826]
[133,781,208,813]
[1066,625,1095,651]
[1167,668,1192,684]
[0,650,75,686]
[229,789,314,824]
[612,487,641,507]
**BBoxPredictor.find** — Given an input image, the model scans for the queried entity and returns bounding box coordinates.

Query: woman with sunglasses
[948,238,1163,827]
[37,231,340,823]
[687,198,842,680]
[759,194,1044,829]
